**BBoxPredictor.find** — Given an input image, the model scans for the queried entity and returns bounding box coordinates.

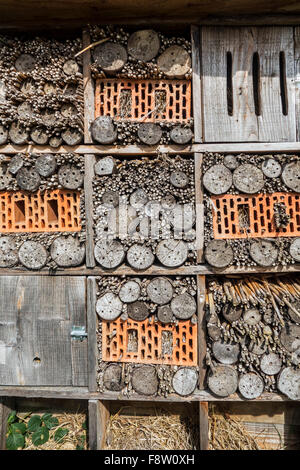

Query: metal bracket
[71,326,87,341]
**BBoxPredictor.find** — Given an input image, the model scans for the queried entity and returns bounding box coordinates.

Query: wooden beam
[194,153,204,263]
[88,400,110,450]
[87,277,98,392]
[84,154,96,268]
[197,275,207,389]
[191,25,202,142]
[199,401,209,450]
[0,398,15,450]
[82,29,94,144]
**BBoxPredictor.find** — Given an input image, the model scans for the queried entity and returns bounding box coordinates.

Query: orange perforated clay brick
[95,79,192,123]
[212,192,300,240]
[102,317,197,366]
[0,189,81,233]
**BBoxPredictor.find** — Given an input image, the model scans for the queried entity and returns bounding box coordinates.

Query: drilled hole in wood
[226,51,233,116]
[33,356,41,365]
[279,51,288,116]
[252,52,261,116]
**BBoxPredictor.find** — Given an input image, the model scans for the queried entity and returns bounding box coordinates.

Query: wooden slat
[257,26,296,142]
[202,26,258,142]
[191,25,202,142]
[88,400,110,450]
[194,152,204,263]
[70,277,88,386]
[82,29,94,144]
[84,153,96,268]
[199,401,209,450]
[197,275,206,390]
[87,277,98,392]
[295,26,300,141]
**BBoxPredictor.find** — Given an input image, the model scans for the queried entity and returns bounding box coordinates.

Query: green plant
[6,411,69,450]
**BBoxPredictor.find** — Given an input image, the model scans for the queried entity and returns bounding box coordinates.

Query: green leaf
[7,411,17,425]
[6,432,25,450]
[28,415,42,433]
[11,422,27,435]
[32,426,49,446]
[42,413,59,430]
[82,421,87,431]
[54,428,69,443]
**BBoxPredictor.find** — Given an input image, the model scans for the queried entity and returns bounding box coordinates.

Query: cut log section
[21,78,36,95]
[137,123,162,145]
[157,45,191,78]
[50,236,85,267]
[17,102,33,119]
[129,188,148,209]
[43,82,57,94]
[170,293,196,319]
[119,280,141,303]
[127,30,160,62]
[212,341,240,365]
[61,128,83,145]
[288,299,300,323]
[261,158,282,178]
[102,190,119,208]
[103,364,125,392]
[61,103,77,119]
[170,170,189,189]
[49,136,63,148]
[63,59,79,76]
[277,367,300,400]
[280,323,300,352]
[127,243,154,270]
[93,41,127,73]
[207,325,221,341]
[30,127,49,145]
[18,241,47,270]
[127,301,149,321]
[249,240,278,266]
[205,240,233,268]
[96,292,122,321]
[15,53,36,72]
[238,373,264,399]
[9,122,29,145]
[8,154,24,175]
[94,156,116,176]
[290,238,300,262]
[0,166,12,190]
[172,368,198,396]
[170,126,193,144]
[0,125,8,145]
[161,194,176,210]
[94,240,125,269]
[233,164,264,194]
[243,308,262,325]
[222,304,243,323]
[58,164,83,189]
[157,305,173,324]
[260,353,282,375]
[41,109,56,126]
[203,164,232,195]
[91,116,117,145]
[282,161,300,192]
[156,239,188,267]
[0,236,18,267]
[34,154,57,177]
[131,365,158,396]
[223,154,238,170]
[146,277,173,305]
[207,365,238,397]
[16,167,41,191]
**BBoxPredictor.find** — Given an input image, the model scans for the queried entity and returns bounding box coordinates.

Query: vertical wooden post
[197,275,207,389]
[191,25,202,143]
[88,400,110,450]
[199,401,209,450]
[194,152,204,263]
[82,29,94,144]
[0,398,15,450]
[87,277,98,392]
[84,154,96,268]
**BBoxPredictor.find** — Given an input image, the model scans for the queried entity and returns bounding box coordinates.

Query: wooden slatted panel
[202,26,258,142]
[295,26,300,141]
[201,26,296,142]
[0,276,87,386]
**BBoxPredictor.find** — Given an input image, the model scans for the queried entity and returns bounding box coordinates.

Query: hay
[19,410,87,451]
[209,405,260,450]
[104,406,199,450]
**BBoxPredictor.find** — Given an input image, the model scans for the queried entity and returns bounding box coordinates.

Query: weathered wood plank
[197,275,206,389]
[84,154,96,268]
[88,400,110,450]
[70,277,88,387]
[87,277,98,392]
[194,152,204,263]
[257,26,296,142]
[199,401,209,450]
[202,26,258,142]
[191,25,202,143]
[295,26,300,141]
[0,398,15,450]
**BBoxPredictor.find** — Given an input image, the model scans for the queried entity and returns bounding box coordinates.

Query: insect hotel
[0,0,300,452]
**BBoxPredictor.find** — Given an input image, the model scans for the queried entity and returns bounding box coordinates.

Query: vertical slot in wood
[226,51,233,116]
[279,51,288,116]
[252,52,261,116]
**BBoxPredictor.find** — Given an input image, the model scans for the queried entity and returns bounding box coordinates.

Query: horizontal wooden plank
[2,142,300,155]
